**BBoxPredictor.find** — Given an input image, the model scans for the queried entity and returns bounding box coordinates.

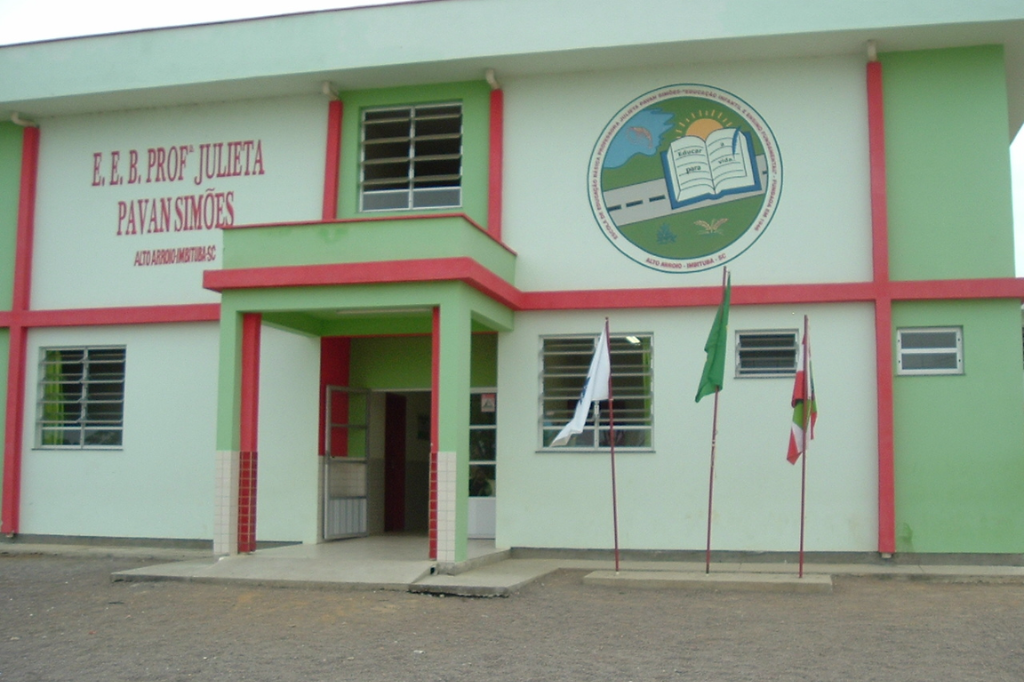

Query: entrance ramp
[112,536,516,592]
[115,536,435,591]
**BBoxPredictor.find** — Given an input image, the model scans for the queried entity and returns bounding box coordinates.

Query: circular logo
[588,84,782,273]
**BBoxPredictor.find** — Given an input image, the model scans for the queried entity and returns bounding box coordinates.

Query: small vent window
[360,103,462,212]
[897,327,963,375]
[735,330,798,377]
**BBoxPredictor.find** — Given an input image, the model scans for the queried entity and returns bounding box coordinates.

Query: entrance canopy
[203,213,514,564]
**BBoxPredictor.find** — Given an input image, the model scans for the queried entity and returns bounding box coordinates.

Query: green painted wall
[882,46,1015,280]
[222,215,515,283]
[0,123,21,310]
[349,333,497,389]
[336,81,492,226]
[892,300,1024,552]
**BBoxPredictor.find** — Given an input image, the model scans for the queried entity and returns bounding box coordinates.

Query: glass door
[468,391,496,539]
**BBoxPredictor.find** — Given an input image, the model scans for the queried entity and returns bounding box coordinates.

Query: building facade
[2,0,1024,565]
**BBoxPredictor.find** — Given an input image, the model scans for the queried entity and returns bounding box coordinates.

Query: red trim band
[322,100,343,221]
[239,313,261,453]
[519,282,879,310]
[204,257,523,310]
[238,313,261,553]
[13,127,39,313]
[868,59,896,555]
[204,257,1024,314]
[1,327,27,535]
[2,126,40,536]
[318,337,351,456]
[1,303,221,328]
[488,89,504,241]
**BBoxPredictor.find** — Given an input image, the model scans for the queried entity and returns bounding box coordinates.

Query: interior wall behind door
[384,393,407,532]
[404,392,432,532]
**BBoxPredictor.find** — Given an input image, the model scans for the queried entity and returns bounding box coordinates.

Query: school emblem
[588,84,782,273]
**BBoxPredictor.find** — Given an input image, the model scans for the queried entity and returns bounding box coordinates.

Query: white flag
[551,326,611,446]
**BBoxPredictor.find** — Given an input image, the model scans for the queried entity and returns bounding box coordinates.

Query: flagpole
[605,317,621,573]
[798,315,809,579]
[705,386,720,575]
[704,267,728,575]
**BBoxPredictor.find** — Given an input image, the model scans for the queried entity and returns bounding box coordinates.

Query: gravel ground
[2,554,1024,681]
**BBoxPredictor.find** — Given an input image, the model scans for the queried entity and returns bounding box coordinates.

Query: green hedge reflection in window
[38,347,125,448]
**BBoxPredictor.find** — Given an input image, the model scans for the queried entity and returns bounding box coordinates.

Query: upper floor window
[37,346,126,448]
[360,103,463,212]
[897,327,963,375]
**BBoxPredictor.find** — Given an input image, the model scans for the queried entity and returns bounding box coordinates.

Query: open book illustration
[661,127,762,209]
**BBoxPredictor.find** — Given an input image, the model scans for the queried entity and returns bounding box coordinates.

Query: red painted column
[318,337,351,456]
[2,327,27,535]
[238,313,262,553]
[867,59,896,554]
[322,99,343,221]
[487,89,504,241]
[2,126,40,536]
[428,306,440,559]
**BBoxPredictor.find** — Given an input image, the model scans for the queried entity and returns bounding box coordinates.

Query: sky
[0,0,408,45]
[2,0,1024,274]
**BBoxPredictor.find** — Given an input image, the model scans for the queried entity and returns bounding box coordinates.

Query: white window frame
[359,102,463,212]
[735,329,799,378]
[539,333,653,451]
[469,389,497,498]
[897,327,964,376]
[36,346,126,449]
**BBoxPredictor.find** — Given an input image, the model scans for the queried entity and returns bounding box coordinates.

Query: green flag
[695,274,731,402]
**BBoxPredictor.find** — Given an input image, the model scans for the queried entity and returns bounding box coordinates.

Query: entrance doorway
[321,389,431,540]
[321,388,497,541]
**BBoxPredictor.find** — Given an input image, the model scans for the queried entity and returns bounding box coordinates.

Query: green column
[438,288,472,563]
[215,304,245,452]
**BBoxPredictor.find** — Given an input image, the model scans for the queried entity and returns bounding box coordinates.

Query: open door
[323,386,370,540]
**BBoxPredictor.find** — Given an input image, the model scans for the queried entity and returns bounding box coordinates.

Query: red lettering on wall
[92,153,105,187]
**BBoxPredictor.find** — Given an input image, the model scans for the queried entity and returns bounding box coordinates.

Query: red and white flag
[787,320,817,464]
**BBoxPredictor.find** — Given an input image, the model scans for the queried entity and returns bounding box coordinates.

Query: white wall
[20,323,219,539]
[503,55,872,289]
[496,304,878,552]
[32,96,327,309]
[255,324,321,544]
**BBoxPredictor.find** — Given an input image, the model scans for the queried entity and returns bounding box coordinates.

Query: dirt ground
[2,554,1024,681]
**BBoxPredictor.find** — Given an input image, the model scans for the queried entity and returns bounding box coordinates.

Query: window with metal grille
[735,330,798,377]
[37,347,125,448]
[360,103,462,211]
[540,334,653,449]
[897,327,963,375]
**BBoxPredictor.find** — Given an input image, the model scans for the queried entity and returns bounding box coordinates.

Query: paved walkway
[5,537,1024,596]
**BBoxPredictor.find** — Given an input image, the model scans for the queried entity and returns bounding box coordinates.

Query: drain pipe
[11,112,37,127]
